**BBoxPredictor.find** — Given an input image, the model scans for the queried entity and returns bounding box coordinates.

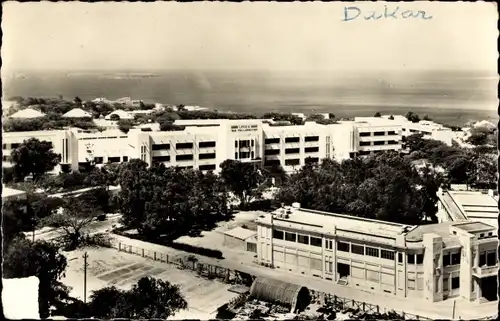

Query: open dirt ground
[62,247,238,319]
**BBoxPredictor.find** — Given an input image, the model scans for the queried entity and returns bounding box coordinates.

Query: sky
[2,1,498,73]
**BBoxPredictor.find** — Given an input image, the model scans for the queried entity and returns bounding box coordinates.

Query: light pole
[83,252,89,304]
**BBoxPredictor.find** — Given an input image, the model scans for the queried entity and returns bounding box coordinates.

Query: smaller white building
[62,108,92,118]
[9,108,46,119]
[105,110,134,120]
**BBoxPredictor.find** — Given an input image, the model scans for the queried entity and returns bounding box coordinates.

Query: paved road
[109,233,497,320]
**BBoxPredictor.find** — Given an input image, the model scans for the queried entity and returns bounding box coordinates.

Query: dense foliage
[117,159,231,241]
[11,138,61,181]
[276,152,444,224]
[88,277,187,319]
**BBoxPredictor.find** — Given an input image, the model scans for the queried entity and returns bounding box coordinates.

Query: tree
[388,115,394,120]
[177,104,186,111]
[11,138,61,181]
[160,121,185,131]
[306,113,325,122]
[3,237,70,318]
[220,160,267,209]
[423,115,431,121]
[84,163,120,191]
[109,114,120,121]
[43,197,99,250]
[118,119,134,133]
[88,277,187,319]
[405,111,420,123]
[466,129,489,146]
[374,112,382,117]
[328,113,336,120]
[73,96,83,107]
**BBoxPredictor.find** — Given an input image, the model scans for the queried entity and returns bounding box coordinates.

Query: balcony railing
[473,265,498,277]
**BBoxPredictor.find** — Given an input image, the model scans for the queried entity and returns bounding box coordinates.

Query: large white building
[256,204,498,303]
[2,118,405,173]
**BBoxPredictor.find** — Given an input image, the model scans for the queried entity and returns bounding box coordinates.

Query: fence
[111,240,451,321]
[113,241,255,286]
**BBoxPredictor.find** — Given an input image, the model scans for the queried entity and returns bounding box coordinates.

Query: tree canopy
[116,160,230,241]
[11,138,61,181]
[276,153,443,224]
[88,277,187,319]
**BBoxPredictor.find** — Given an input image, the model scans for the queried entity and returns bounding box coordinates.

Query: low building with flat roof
[1,185,27,200]
[255,204,498,303]
[436,188,498,232]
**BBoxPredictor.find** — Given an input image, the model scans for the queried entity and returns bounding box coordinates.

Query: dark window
[285,232,296,242]
[251,151,254,159]
[304,146,319,153]
[398,253,403,263]
[122,156,128,162]
[337,241,350,252]
[94,157,104,164]
[285,159,300,166]
[381,250,395,260]
[152,143,170,150]
[297,234,309,244]
[199,164,216,171]
[359,150,370,156]
[373,141,385,145]
[2,156,10,162]
[199,141,216,148]
[360,141,371,146]
[407,254,415,264]
[325,240,333,249]
[251,140,254,147]
[176,154,194,161]
[387,140,398,145]
[486,251,496,266]
[359,132,371,137]
[443,254,451,267]
[451,252,461,265]
[273,229,284,240]
[235,152,238,159]
[264,160,281,166]
[2,144,6,149]
[304,136,319,142]
[240,152,250,159]
[374,131,385,136]
[366,247,379,257]
[11,143,20,149]
[451,277,460,289]
[235,141,238,147]
[351,244,364,255]
[108,157,121,163]
[265,138,280,144]
[349,152,356,159]
[416,254,424,264]
[285,137,300,143]
[152,155,170,162]
[265,149,280,155]
[199,153,216,160]
[240,140,250,148]
[285,148,300,154]
[387,131,396,135]
[176,142,193,149]
[310,237,322,247]
[479,252,487,266]
[305,157,319,164]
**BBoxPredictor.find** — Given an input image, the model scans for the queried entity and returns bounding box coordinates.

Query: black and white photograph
[1,1,498,320]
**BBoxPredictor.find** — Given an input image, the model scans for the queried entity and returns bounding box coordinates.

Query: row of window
[152,152,216,163]
[359,131,397,137]
[264,146,319,156]
[152,141,217,151]
[94,156,128,164]
[337,241,397,261]
[264,157,319,167]
[359,140,400,146]
[264,136,319,144]
[235,140,254,148]
[273,230,323,247]
[235,151,254,160]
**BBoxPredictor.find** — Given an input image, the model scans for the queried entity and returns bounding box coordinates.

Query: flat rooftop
[453,221,495,233]
[441,190,498,226]
[263,207,410,239]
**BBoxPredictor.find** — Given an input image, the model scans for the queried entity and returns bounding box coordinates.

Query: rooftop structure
[104,109,134,120]
[9,108,46,119]
[437,188,498,231]
[62,108,92,118]
[255,204,498,303]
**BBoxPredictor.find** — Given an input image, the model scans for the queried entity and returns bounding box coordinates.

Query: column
[423,233,443,302]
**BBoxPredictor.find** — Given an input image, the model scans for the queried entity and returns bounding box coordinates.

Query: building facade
[2,117,404,173]
[255,205,498,303]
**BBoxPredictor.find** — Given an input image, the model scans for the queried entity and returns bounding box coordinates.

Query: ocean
[2,69,498,126]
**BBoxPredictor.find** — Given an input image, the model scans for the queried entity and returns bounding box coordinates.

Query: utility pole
[83,252,89,304]
[452,299,456,319]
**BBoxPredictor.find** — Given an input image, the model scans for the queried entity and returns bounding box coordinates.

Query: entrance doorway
[337,263,350,278]
[481,276,498,301]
